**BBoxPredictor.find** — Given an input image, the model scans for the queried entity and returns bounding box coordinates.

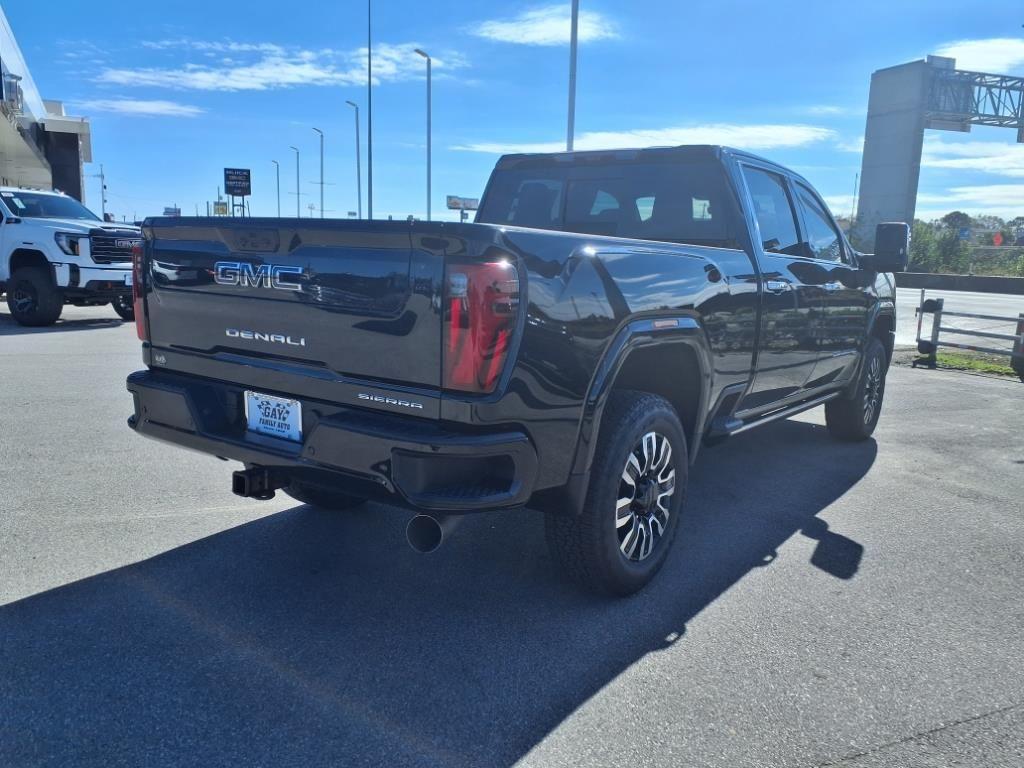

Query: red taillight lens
[132,243,147,341]
[443,261,519,394]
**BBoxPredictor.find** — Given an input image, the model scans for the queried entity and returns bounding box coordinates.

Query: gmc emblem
[214,261,303,291]
[116,238,142,249]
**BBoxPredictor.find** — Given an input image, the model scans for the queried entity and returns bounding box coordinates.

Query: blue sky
[7,0,1024,222]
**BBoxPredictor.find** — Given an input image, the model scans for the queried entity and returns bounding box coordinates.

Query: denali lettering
[214,261,303,291]
[358,393,424,410]
[226,328,306,346]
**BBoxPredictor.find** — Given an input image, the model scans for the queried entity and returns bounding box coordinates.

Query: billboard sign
[213,201,229,216]
[224,168,252,197]
[163,206,181,217]
[446,195,479,211]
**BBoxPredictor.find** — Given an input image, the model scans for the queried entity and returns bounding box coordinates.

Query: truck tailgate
[143,220,445,415]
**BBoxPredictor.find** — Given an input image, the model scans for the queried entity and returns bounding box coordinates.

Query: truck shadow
[1,419,872,767]
[0,310,126,335]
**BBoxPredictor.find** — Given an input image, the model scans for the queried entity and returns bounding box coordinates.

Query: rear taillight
[443,260,519,394]
[132,243,147,341]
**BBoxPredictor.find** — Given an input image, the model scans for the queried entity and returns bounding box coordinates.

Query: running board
[710,391,841,439]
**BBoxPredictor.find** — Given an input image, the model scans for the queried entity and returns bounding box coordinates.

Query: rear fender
[535,315,712,516]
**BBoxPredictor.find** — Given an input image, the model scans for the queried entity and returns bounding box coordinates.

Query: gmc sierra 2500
[0,188,140,326]
[126,145,908,595]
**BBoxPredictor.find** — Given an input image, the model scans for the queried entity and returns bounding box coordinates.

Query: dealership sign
[224,168,252,197]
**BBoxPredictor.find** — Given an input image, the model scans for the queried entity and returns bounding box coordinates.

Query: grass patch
[923,351,1019,377]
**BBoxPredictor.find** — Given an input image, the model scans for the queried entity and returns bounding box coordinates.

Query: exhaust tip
[406,514,444,554]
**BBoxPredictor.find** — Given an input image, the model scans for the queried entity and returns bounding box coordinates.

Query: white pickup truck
[0,187,141,326]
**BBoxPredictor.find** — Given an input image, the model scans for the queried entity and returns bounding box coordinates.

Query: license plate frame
[244,390,302,443]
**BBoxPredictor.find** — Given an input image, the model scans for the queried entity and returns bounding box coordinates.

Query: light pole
[290,145,300,217]
[312,127,324,218]
[271,159,280,216]
[414,48,432,221]
[90,164,108,219]
[567,0,580,151]
[345,100,363,219]
[366,0,373,219]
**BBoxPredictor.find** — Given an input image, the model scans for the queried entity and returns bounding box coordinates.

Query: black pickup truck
[126,145,908,595]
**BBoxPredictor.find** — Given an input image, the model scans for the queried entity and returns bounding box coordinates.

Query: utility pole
[312,127,324,218]
[415,49,432,221]
[850,172,860,226]
[290,146,300,218]
[367,0,373,219]
[90,164,108,218]
[567,0,580,151]
[346,100,362,219]
[271,159,281,216]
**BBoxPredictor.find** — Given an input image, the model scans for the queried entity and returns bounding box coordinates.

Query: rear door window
[741,166,802,257]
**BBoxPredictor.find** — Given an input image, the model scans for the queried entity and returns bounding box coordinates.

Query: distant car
[0,187,141,326]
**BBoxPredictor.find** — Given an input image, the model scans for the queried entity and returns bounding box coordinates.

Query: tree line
[907,212,1024,277]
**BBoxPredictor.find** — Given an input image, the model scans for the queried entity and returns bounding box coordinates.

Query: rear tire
[112,295,135,322]
[546,390,687,596]
[825,337,888,442]
[284,481,366,511]
[6,266,63,327]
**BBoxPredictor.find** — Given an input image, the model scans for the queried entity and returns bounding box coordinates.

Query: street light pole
[366,0,373,219]
[290,145,300,217]
[271,160,280,217]
[345,100,363,219]
[90,164,108,218]
[312,127,324,219]
[567,0,580,151]
[414,48,432,221]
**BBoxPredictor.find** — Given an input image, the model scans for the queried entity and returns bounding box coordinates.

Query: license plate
[245,391,302,442]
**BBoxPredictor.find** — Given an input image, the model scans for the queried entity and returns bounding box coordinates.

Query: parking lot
[2,304,1022,767]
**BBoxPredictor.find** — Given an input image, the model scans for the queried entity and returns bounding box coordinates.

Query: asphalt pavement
[895,287,1023,351]
[1,304,1022,768]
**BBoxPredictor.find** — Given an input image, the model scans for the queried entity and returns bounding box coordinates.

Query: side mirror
[861,222,909,273]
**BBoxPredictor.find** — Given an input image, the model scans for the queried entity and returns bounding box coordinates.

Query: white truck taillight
[132,243,147,341]
[443,260,519,394]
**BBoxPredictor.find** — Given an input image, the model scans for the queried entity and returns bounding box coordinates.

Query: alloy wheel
[11,281,37,315]
[863,355,882,424]
[616,431,676,562]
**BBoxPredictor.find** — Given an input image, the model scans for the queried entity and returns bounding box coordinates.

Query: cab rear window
[477,160,743,250]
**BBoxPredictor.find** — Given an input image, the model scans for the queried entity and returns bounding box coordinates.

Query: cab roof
[494,144,783,171]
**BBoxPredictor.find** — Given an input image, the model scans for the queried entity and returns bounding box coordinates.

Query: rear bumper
[126,369,538,512]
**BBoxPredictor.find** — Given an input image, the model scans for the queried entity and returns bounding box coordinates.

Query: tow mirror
[861,222,909,273]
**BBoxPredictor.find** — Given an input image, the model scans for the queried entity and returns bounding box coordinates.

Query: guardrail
[914,290,1024,381]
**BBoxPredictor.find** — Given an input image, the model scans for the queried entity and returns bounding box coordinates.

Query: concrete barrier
[896,272,1024,295]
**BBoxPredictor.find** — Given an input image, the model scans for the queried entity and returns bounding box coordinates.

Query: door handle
[764,279,793,294]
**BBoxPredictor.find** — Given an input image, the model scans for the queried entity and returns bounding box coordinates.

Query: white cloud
[99,39,468,91]
[914,184,1024,220]
[934,38,1024,74]
[454,123,835,154]
[73,98,204,117]
[921,136,1024,178]
[471,4,618,46]
[142,39,286,55]
[806,105,851,116]
[824,194,856,216]
[836,135,864,153]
